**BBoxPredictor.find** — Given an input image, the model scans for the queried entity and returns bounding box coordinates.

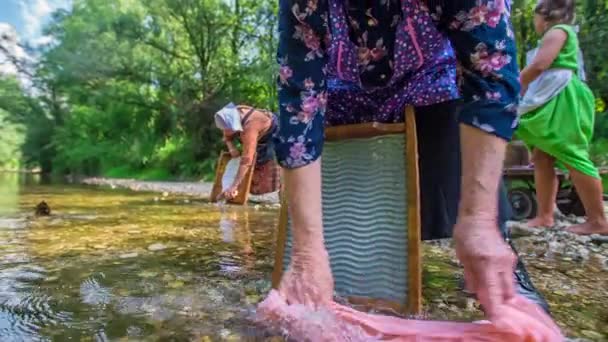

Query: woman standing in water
[271,0,553,326]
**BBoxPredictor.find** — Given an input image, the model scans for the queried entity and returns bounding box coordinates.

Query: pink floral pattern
[293,24,323,61]
[276,0,519,169]
[486,91,502,100]
[471,43,512,77]
[279,65,293,85]
[450,1,504,31]
[297,93,321,123]
[286,136,315,168]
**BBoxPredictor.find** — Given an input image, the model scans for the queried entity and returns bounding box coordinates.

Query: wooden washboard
[209,151,256,205]
[272,106,422,314]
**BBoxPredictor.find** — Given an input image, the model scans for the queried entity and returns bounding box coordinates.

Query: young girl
[517,0,608,235]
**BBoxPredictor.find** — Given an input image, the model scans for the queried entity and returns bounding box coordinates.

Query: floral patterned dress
[275,0,520,169]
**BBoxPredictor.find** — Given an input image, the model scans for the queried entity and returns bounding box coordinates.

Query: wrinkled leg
[455,125,516,319]
[527,149,558,227]
[273,0,333,307]
[429,0,522,319]
[278,160,334,307]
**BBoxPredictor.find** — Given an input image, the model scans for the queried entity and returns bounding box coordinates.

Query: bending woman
[214,103,281,200]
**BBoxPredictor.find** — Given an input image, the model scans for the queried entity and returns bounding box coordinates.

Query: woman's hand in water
[453,219,517,320]
[219,186,239,201]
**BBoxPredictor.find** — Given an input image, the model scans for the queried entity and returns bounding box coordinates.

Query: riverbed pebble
[148,243,167,251]
[120,252,139,259]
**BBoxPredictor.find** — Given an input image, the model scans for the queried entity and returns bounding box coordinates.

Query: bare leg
[278,159,334,307]
[566,167,608,235]
[453,125,516,319]
[527,149,557,227]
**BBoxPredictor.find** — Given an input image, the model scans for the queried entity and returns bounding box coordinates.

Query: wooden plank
[503,166,568,178]
[272,189,289,288]
[505,140,530,167]
[229,156,255,205]
[404,106,422,315]
[325,122,405,141]
[209,152,229,203]
[208,151,255,205]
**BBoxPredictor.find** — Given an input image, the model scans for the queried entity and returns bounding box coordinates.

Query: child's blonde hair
[534,0,576,25]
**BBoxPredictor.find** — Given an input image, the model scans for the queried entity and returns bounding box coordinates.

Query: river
[0,173,606,341]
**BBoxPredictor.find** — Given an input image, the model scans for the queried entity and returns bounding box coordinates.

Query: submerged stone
[148,243,167,251]
[120,252,139,259]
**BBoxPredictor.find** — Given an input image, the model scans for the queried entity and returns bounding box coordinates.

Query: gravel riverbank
[81,177,280,204]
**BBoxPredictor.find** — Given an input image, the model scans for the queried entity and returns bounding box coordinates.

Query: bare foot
[278,251,334,308]
[526,217,555,228]
[566,220,608,235]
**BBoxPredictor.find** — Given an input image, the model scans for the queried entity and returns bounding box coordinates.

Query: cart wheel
[508,188,537,221]
[557,188,586,217]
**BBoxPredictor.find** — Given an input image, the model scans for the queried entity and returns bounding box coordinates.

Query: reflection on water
[0,173,20,216]
[0,173,278,340]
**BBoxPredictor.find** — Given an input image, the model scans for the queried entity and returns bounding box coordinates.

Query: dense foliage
[1,0,607,179]
[1,0,278,179]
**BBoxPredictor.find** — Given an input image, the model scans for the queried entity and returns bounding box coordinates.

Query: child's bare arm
[520,29,568,94]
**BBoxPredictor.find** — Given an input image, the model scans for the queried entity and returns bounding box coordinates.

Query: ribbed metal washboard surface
[283,134,409,303]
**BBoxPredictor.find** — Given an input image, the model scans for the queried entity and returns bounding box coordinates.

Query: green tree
[2,0,278,179]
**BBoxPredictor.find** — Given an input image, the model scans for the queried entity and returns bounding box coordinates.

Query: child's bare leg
[566,167,608,235]
[527,149,558,227]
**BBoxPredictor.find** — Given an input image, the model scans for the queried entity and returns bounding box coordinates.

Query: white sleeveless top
[518,30,586,115]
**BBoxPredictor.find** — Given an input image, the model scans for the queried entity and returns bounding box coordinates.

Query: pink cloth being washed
[259,164,563,341]
[257,290,563,341]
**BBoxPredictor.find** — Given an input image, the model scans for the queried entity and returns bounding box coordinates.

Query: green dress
[516,24,599,178]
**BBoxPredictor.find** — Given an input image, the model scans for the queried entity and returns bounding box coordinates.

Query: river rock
[508,223,538,238]
[120,252,139,259]
[580,330,605,340]
[590,234,608,244]
[148,243,167,251]
[574,235,592,244]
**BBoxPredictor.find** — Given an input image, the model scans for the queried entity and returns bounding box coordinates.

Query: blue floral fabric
[275,0,520,169]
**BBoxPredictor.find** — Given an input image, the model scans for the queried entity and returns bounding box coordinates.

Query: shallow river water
[0,173,606,341]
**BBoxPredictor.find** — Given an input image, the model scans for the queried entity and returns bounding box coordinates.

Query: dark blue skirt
[416,101,511,240]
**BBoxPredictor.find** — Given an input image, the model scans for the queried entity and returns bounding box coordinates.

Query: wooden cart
[503,141,604,220]
[503,166,586,221]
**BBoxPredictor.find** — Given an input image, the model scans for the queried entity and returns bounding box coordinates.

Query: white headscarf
[214,103,243,132]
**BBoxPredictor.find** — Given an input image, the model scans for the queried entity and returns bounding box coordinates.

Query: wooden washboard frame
[271,106,422,315]
[209,151,256,205]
